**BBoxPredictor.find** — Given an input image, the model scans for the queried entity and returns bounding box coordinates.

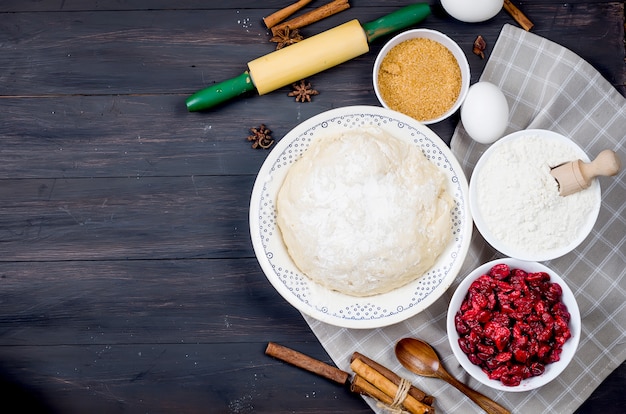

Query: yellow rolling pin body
[248,20,368,95]
[185,3,431,111]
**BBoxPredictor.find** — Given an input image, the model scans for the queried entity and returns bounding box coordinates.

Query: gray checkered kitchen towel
[303,24,625,413]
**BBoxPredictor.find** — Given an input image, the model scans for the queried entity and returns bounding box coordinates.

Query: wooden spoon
[395,338,510,414]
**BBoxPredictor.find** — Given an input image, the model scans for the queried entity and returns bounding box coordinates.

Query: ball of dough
[276,127,453,297]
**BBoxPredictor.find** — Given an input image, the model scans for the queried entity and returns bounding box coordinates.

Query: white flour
[475,134,598,255]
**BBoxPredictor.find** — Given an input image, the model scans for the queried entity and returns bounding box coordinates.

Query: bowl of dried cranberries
[447,258,581,391]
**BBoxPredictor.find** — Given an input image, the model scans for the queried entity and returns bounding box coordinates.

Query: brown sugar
[377,38,462,122]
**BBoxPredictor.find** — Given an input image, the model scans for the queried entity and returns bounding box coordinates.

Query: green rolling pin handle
[362,3,431,43]
[186,71,256,112]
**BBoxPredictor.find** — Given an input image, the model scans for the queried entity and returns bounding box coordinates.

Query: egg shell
[461,82,509,144]
[441,0,504,23]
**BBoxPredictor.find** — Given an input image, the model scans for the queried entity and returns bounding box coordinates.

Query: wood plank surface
[0,176,255,260]
[1,4,623,97]
[0,1,624,413]
[0,259,310,345]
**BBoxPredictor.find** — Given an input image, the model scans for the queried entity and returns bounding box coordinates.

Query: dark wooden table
[1,1,624,413]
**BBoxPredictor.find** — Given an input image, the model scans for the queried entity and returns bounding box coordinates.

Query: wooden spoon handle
[438,369,510,414]
[579,149,621,182]
[552,149,621,196]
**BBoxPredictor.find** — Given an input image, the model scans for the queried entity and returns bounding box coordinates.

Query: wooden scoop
[550,149,621,196]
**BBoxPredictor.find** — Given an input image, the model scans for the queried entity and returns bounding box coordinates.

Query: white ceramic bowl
[249,105,473,329]
[469,129,601,261]
[447,258,581,392]
[373,29,470,124]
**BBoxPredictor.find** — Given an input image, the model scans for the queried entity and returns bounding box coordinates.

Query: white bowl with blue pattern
[249,106,472,328]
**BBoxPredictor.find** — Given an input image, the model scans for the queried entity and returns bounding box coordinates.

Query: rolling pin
[185,3,431,111]
[550,149,621,196]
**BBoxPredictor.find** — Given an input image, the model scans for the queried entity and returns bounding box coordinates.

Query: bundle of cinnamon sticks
[263,0,351,35]
[350,352,435,414]
[265,342,435,414]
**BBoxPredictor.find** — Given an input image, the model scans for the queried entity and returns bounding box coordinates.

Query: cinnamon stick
[263,0,315,29]
[503,0,534,31]
[351,375,398,406]
[350,358,434,414]
[265,342,350,385]
[351,352,434,406]
[271,0,350,36]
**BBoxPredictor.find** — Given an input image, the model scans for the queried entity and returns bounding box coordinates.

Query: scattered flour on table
[475,134,597,254]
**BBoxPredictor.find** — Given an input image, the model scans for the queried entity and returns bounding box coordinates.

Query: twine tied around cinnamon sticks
[387,378,412,413]
[265,342,435,414]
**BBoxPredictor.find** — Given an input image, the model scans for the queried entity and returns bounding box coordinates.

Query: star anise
[288,79,319,102]
[270,26,304,50]
[247,124,274,149]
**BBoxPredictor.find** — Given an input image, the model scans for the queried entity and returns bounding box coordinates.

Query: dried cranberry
[546,350,561,363]
[490,312,511,327]
[477,352,492,361]
[501,373,522,387]
[552,302,571,321]
[468,353,482,365]
[484,322,510,351]
[494,351,512,363]
[544,283,563,303]
[489,263,511,279]
[458,337,474,354]
[526,271,549,285]
[477,343,495,355]
[530,362,545,376]
[455,311,470,334]
[536,327,553,343]
[513,349,529,363]
[537,343,551,359]
[555,335,568,347]
[471,291,490,309]
[487,365,508,380]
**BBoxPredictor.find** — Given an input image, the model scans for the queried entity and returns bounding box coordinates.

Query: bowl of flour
[469,129,601,262]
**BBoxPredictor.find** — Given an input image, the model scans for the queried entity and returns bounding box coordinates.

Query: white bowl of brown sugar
[373,29,470,124]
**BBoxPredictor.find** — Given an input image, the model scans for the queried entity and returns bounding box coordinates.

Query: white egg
[461,82,509,144]
[441,0,504,23]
